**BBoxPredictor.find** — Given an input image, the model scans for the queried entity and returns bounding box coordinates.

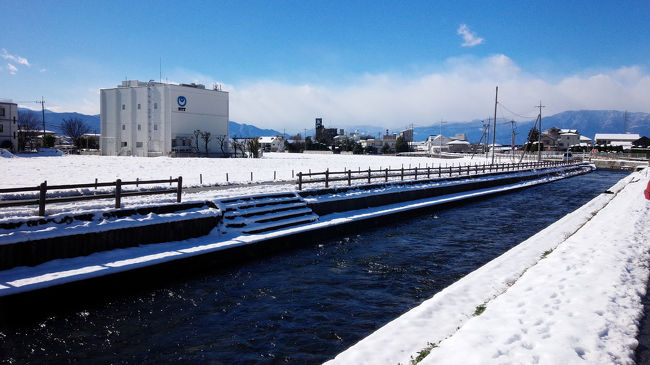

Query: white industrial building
[0,100,18,152]
[100,80,229,156]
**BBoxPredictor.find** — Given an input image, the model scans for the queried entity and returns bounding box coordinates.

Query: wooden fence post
[414,167,418,180]
[200,174,203,184]
[177,176,182,203]
[348,170,352,186]
[115,179,122,209]
[385,168,388,182]
[325,169,329,188]
[401,167,404,181]
[38,181,47,216]
[298,172,302,190]
[368,168,371,183]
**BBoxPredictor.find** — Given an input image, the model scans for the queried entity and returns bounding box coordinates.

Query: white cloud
[49,56,650,133]
[40,68,47,73]
[1,49,30,67]
[7,63,18,75]
[457,24,484,47]
[225,55,650,132]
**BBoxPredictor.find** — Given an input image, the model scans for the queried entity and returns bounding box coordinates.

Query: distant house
[557,132,581,150]
[447,140,471,153]
[259,136,286,152]
[633,136,650,148]
[425,135,456,154]
[0,100,18,152]
[594,133,641,151]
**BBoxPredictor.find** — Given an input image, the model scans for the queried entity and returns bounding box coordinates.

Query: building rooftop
[594,133,641,141]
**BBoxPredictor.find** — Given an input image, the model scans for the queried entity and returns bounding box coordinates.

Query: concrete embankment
[0,164,593,313]
[592,158,648,170]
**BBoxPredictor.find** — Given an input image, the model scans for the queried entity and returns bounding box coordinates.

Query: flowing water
[0,169,630,364]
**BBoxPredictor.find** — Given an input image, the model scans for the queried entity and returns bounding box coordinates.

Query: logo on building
[177,96,187,107]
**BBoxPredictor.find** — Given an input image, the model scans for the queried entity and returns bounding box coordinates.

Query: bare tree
[231,137,246,157]
[246,137,261,158]
[214,134,229,157]
[61,117,91,150]
[193,130,201,153]
[17,111,41,151]
[200,131,212,156]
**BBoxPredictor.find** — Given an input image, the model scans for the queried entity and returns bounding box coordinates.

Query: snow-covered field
[0,152,516,219]
[328,168,650,365]
[0,152,504,188]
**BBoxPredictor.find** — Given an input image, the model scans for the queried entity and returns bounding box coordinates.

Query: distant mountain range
[18,108,649,144]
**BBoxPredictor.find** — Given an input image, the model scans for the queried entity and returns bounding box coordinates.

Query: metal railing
[0,177,183,216]
[296,161,575,190]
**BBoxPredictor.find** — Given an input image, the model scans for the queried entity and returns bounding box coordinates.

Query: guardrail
[0,177,183,216]
[296,161,574,190]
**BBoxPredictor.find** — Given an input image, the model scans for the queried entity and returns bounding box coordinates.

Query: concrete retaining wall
[0,208,220,270]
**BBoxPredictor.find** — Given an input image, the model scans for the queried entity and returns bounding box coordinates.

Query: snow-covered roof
[447,140,470,145]
[560,132,578,136]
[560,129,578,133]
[258,136,279,144]
[610,141,633,147]
[594,133,641,141]
[580,136,592,142]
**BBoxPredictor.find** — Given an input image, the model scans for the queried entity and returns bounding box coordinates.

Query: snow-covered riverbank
[328,168,650,365]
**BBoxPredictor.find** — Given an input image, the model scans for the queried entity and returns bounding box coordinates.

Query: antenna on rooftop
[159,57,162,83]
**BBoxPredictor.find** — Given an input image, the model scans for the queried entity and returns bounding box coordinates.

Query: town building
[314,118,338,145]
[594,133,641,149]
[0,100,18,152]
[100,80,229,157]
[259,135,286,152]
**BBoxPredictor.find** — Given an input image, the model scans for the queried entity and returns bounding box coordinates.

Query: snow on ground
[0,152,509,188]
[0,149,16,158]
[0,152,530,220]
[327,168,650,365]
[0,164,586,244]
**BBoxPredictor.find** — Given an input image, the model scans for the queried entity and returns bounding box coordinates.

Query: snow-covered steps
[218,192,319,234]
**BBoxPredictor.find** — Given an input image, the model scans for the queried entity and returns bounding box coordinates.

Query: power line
[497,101,538,119]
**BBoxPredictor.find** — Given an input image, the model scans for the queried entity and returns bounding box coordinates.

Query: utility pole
[484,117,494,160]
[38,97,46,140]
[536,101,545,161]
[439,119,442,158]
[623,110,628,134]
[510,120,516,160]
[491,86,498,164]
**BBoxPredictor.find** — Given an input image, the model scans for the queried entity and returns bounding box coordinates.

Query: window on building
[154,124,158,131]
[0,108,5,116]
[154,103,158,109]
[122,124,125,131]
[121,141,127,147]
[122,104,125,110]
[0,124,3,133]
[137,124,141,131]
[137,104,141,110]
[136,142,143,148]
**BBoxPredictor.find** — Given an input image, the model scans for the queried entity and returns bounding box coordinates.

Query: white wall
[100,81,229,156]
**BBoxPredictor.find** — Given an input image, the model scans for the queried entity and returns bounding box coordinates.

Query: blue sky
[2,0,649,132]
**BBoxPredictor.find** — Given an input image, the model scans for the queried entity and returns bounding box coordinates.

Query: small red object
[645,181,650,200]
